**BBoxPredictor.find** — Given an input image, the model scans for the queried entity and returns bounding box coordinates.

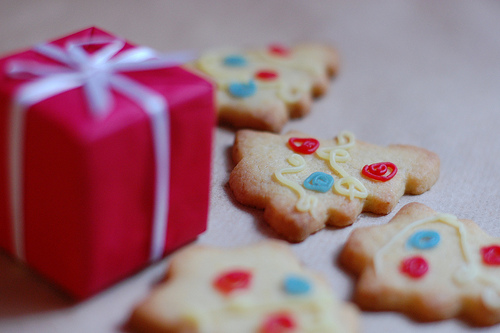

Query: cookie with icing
[129,241,358,333]
[188,43,338,132]
[229,130,439,242]
[340,202,500,326]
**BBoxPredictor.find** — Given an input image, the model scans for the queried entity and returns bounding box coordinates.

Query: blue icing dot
[283,275,312,295]
[303,172,334,193]
[228,80,257,98]
[407,230,441,250]
[223,54,248,67]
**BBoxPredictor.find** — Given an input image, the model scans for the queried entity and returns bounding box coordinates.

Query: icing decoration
[481,245,500,266]
[362,162,397,182]
[274,154,318,214]
[407,230,441,250]
[374,214,464,277]
[283,275,312,295]
[255,70,279,81]
[400,256,429,278]
[228,80,257,98]
[374,214,500,310]
[213,269,252,295]
[316,132,368,200]
[303,172,334,193]
[482,287,500,310]
[223,54,247,67]
[197,49,311,104]
[324,149,350,178]
[276,79,310,103]
[197,51,250,82]
[275,131,367,215]
[268,44,291,57]
[334,176,368,201]
[288,137,319,154]
[315,131,356,157]
[260,312,296,333]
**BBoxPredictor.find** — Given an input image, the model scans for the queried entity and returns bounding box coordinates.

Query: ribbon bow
[7,37,191,261]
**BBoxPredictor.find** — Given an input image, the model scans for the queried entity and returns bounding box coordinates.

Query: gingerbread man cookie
[129,241,358,333]
[340,202,500,326]
[229,130,439,242]
[188,43,338,132]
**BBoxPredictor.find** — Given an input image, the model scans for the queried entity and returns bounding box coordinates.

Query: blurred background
[1,1,499,332]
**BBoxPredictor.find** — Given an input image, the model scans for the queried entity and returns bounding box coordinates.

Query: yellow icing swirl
[334,176,368,200]
[325,149,350,178]
[274,154,318,214]
[277,79,311,103]
[316,132,368,200]
[316,131,355,158]
[482,287,500,310]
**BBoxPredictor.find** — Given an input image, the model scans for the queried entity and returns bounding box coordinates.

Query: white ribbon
[7,37,189,262]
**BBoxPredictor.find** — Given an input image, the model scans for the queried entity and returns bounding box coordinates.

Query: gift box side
[0,90,16,254]
[22,87,164,299]
[83,105,158,297]
[0,49,37,256]
[161,68,216,253]
[79,68,215,297]
[23,104,94,295]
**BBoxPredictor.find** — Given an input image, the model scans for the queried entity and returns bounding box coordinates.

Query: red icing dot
[362,162,397,182]
[260,312,296,333]
[268,44,291,57]
[255,70,279,81]
[481,245,500,266]
[400,256,429,278]
[213,269,252,295]
[288,137,320,154]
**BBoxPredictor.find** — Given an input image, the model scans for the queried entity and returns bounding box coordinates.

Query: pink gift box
[0,27,215,298]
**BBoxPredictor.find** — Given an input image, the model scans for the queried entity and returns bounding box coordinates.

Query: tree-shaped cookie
[188,43,338,132]
[229,130,439,242]
[129,241,358,333]
[340,202,500,326]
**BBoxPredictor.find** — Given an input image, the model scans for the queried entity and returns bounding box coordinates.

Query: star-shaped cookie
[340,202,500,326]
[229,130,439,242]
[188,43,338,132]
[129,241,358,333]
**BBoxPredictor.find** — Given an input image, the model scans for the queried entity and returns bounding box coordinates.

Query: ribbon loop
[33,43,77,68]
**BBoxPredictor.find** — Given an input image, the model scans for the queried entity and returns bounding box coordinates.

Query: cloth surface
[0,1,499,332]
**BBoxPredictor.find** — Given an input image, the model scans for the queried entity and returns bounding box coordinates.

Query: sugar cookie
[229,130,439,241]
[340,202,500,326]
[129,241,358,332]
[189,44,338,132]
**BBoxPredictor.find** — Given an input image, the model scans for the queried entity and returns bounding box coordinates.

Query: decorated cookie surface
[188,43,339,132]
[229,130,440,242]
[129,241,358,333]
[340,202,500,326]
